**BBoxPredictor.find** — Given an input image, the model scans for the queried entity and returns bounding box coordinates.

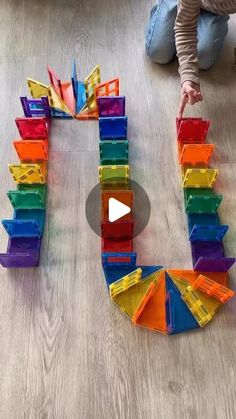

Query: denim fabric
[145,0,229,69]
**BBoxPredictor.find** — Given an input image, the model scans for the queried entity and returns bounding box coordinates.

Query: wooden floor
[0,1,235,418]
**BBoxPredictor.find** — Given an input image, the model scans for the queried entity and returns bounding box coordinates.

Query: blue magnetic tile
[99,116,128,140]
[2,219,41,237]
[188,213,220,233]
[165,273,199,334]
[14,209,45,235]
[76,81,86,113]
[102,252,137,267]
[51,108,73,119]
[189,224,228,242]
[71,60,78,100]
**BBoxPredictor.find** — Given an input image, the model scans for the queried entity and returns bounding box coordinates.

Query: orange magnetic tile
[178,143,214,165]
[76,109,99,120]
[95,78,120,98]
[14,139,48,161]
[193,275,235,303]
[167,270,228,287]
[133,271,167,333]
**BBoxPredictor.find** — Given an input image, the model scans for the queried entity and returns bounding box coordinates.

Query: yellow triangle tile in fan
[112,270,159,319]
[47,86,73,115]
[27,78,49,98]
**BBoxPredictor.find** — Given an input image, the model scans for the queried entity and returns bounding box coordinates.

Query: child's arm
[174,0,203,116]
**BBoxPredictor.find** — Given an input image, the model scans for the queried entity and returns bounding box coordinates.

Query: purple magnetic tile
[193,257,236,272]
[7,236,41,255]
[0,253,39,268]
[20,96,51,118]
[97,96,125,117]
[0,236,42,268]
[191,241,225,266]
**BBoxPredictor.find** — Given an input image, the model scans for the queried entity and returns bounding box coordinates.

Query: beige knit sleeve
[174,0,201,85]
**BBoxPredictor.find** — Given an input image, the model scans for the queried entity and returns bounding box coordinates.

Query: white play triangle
[108,197,131,222]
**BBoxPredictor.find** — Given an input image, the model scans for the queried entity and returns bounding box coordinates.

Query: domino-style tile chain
[0,62,235,335]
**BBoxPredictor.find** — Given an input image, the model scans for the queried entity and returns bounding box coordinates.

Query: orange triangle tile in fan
[133,270,167,333]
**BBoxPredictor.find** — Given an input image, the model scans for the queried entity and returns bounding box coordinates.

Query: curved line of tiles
[0,62,235,335]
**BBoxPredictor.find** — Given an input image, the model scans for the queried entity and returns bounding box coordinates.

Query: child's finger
[178,93,188,118]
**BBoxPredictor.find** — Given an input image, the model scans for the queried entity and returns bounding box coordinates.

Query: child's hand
[178,81,203,118]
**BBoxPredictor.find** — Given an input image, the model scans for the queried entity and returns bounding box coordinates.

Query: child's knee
[146,42,174,64]
[198,48,215,70]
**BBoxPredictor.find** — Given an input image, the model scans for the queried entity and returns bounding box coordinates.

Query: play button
[108,198,131,222]
[85,179,151,239]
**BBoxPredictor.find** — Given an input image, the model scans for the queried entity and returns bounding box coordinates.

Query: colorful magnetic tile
[84,65,101,103]
[27,78,49,99]
[99,141,128,165]
[60,81,76,114]
[71,62,87,113]
[99,116,128,140]
[7,185,46,210]
[133,271,167,333]
[182,167,218,188]
[15,117,48,140]
[193,257,236,273]
[177,118,210,143]
[20,96,51,118]
[9,163,47,184]
[2,219,41,238]
[193,275,235,303]
[13,139,48,161]
[101,219,134,239]
[102,238,133,253]
[184,188,223,213]
[188,213,220,232]
[178,143,214,165]
[167,269,228,287]
[189,225,228,242]
[165,273,199,334]
[47,86,73,115]
[95,78,119,97]
[112,271,159,319]
[50,108,73,119]
[103,265,162,287]
[102,252,137,267]
[14,209,45,235]
[99,165,129,183]
[0,250,39,268]
[181,285,214,327]
[109,268,142,298]
[168,272,224,322]
[97,96,125,117]
[191,241,225,265]
[47,65,63,98]
[102,189,133,220]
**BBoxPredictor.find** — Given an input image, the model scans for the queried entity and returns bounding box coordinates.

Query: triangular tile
[27,78,49,98]
[112,270,159,319]
[47,86,73,115]
[133,270,167,333]
[165,273,199,334]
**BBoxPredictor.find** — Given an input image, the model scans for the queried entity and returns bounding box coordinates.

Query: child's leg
[145,0,177,64]
[197,10,230,70]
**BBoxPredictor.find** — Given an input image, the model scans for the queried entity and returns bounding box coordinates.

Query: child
[145,0,236,117]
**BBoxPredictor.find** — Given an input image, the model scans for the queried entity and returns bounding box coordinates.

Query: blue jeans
[145,0,229,69]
